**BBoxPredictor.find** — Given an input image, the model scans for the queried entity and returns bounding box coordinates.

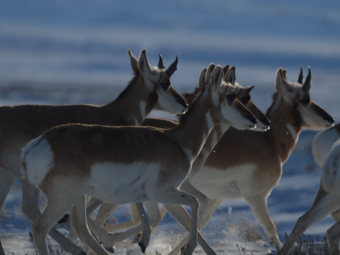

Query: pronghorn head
[274,67,334,130]
[128,50,188,115]
[208,65,257,130]
[223,65,270,131]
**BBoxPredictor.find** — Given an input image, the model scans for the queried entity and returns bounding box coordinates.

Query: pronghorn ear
[128,49,139,75]
[247,85,255,93]
[225,66,236,85]
[222,65,230,81]
[205,63,215,83]
[199,68,208,89]
[275,68,290,93]
[302,66,312,92]
[211,65,223,90]
[138,50,154,79]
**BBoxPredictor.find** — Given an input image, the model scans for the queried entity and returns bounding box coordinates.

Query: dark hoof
[57,214,70,224]
[138,241,147,254]
[105,246,115,253]
[77,252,87,255]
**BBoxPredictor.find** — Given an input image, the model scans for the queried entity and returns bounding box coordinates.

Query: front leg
[244,196,281,252]
[135,203,151,253]
[152,189,200,255]
[281,187,340,255]
[167,197,222,255]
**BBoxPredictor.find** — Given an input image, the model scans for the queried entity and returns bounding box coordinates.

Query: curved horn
[158,54,165,70]
[302,66,311,92]
[166,55,178,77]
[298,65,304,84]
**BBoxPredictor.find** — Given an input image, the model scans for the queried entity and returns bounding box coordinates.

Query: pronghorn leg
[0,239,4,255]
[143,201,162,236]
[168,197,222,255]
[135,202,151,253]
[0,168,15,253]
[95,202,119,227]
[32,189,83,255]
[87,197,104,216]
[331,209,340,222]
[164,204,216,255]
[102,203,140,232]
[19,174,84,255]
[66,198,104,243]
[326,220,340,255]
[86,218,115,252]
[71,195,110,255]
[152,189,200,255]
[244,196,282,251]
[281,188,340,255]
[108,202,158,243]
[0,168,15,212]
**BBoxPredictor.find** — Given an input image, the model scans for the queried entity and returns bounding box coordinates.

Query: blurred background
[0,0,340,253]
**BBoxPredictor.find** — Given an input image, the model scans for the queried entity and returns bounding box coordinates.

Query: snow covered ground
[0,0,340,254]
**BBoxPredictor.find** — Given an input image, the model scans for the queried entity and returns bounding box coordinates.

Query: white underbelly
[87,162,160,204]
[189,164,257,199]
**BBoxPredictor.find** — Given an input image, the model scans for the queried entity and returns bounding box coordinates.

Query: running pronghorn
[281,125,340,254]
[113,66,332,255]
[85,64,271,250]
[21,66,257,255]
[0,50,187,255]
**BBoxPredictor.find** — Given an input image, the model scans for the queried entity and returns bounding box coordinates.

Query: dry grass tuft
[282,233,331,255]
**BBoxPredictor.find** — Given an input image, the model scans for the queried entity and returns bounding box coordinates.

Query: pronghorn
[280,125,340,254]
[0,50,187,255]
[113,66,332,254]
[84,64,271,251]
[163,66,334,254]
[21,65,257,255]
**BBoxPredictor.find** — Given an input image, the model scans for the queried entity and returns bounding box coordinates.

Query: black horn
[302,66,312,92]
[166,55,178,77]
[298,65,304,84]
[158,54,165,70]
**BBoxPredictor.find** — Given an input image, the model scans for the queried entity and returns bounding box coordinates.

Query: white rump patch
[313,128,340,167]
[24,138,54,187]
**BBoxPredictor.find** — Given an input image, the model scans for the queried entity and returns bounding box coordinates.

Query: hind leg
[327,220,340,254]
[32,188,83,255]
[19,176,83,254]
[70,195,110,255]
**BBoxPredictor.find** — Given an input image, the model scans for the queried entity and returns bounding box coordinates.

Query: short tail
[20,135,44,179]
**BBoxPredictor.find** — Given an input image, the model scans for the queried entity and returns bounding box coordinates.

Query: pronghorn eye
[226,94,236,101]
[300,98,310,105]
[160,81,170,90]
